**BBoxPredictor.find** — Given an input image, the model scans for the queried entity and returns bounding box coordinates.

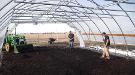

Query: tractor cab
[15,35,26,45]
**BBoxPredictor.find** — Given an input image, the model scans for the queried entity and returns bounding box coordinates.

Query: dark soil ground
[1,46,135,75]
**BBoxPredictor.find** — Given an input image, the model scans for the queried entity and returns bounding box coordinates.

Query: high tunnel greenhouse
[1,0,135,75]
[1,0,135,53]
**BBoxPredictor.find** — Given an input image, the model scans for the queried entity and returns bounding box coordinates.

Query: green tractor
[3,34,33,53]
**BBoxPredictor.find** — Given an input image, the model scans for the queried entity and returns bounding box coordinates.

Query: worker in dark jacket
[101,32,110,60]
[68,31,74,48]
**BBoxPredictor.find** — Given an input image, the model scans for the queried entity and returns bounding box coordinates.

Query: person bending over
[101,32,110,60]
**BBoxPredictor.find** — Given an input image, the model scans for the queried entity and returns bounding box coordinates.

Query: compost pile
[0,46,135,75]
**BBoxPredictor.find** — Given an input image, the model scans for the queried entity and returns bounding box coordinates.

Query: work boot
[105,56,110,60]
[100,56,105,59]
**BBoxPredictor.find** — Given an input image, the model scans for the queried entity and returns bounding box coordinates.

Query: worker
[101,32,110,60]
[68,31,74,48]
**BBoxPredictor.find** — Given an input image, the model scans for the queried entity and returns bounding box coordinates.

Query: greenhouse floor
[0,46,135,75]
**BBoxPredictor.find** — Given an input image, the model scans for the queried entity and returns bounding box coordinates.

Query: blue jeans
[69,41,74,48]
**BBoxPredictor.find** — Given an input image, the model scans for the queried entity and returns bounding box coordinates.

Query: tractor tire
[5,43,10,52]
[20,41,25,45]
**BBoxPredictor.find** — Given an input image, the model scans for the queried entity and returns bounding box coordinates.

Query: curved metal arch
[62,1,98,44]
[14,0,63,23]
[0,3,18,19]
[117,3,135,29]
[65,7,98,46]
[14,0,54,21]
[28,0,88,40]
[13,1,41,18]
[14,5,47,16]
[14,1,135,13]
[70,1,102,33]
[116,3,135,56]
[42,0,92,44]
[0,20,11,33]
[40,0,76,24]
[0,0,34,31]
[61,19,86,47]
[62,1,100,42]
[0,3,19,20]
[70,0,104,46]
[90,0,129,56]
[0,9,15,30]
[1,10,20,32]
[0,23,9,35]
[0,0,35,33]
[56,8,90,45]
[42,0,68,22]
[13,0,52,26]
[0,21,10,31]
[11,0,112,47]
[0,10,13,24]
[76,0,117,49]
[14,3,35,13]
[0,13,13,26]
[0,0,14,11]
[51,16,86,47]
[13,0,58,25]
[44,0,70,23]
[89,8,116,48]
[69,8,97,42]
[70,0,116,49]
[20,0,91,47]
[1,0,38,26]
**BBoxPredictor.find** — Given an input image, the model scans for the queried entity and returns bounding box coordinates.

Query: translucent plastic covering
[0,27,7,51]
[0,0,135,51]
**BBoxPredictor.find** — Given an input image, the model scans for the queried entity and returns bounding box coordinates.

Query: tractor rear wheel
[5,43,10,52]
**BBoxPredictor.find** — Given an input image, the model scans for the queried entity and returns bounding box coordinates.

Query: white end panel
[76,29,85,48]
